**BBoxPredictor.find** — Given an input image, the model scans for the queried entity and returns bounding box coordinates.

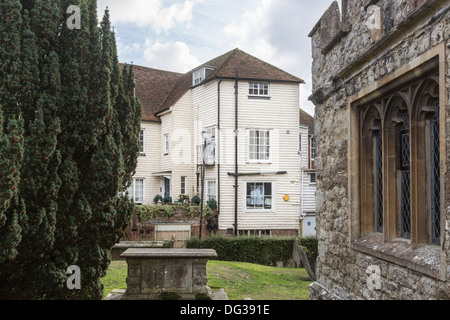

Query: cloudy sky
[96,0,334,116]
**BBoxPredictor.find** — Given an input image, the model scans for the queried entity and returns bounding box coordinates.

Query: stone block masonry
[308,0,450,300]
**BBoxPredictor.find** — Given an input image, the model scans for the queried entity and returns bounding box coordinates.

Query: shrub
[162,195,172,204]
[297,236,318,261]
[178,195,190,203]
[186,235,295,266]
[297,236,318,273]
[206,198,217,210]
[191,195,201,205]
[153,195,163,204]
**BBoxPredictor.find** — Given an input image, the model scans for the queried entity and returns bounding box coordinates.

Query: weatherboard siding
[170,90,197,199]
[299,125,316,214]
[133,78,303,233]
[216,80,301,232]
[134,121,161,204]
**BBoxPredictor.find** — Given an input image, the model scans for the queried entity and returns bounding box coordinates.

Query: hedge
[186,235,296,266]
[297,236,318,263]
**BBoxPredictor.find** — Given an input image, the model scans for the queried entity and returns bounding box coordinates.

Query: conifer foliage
[0,0,141,299]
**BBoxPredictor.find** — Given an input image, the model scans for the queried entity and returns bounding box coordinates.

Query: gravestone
[120,248,218,300]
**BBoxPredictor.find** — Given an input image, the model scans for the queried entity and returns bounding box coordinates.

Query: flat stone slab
[114,241,166,248]
[104,288,229,300]
[120,248,218,259]
[112,242,166,261]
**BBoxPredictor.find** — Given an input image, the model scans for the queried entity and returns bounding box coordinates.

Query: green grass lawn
[102,260,312,300]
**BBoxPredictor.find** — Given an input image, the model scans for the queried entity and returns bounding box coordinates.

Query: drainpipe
[301,169,304,236]
[217,80,222,221]
[234,70,239,236]
[199,138,206,239]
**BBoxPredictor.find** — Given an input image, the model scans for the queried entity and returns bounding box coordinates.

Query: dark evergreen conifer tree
[0,0,141,299]
[0,0,25,296]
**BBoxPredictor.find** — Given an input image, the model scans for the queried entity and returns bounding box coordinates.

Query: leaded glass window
[375,123,383,233]
[400,112,411,239]
[430,100,440,245]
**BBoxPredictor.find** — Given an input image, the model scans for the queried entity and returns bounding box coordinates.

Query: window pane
[264,183,272,196]
[208,181,217,199]
[139,130,144,153]
[264,197,272,210]
[375,128,383,233]
[248,130,271,161]
[254,183,264,207]
[134,179,144,203]
[431,100,440,245]
[247,183,253,196]
[181,177,186,195]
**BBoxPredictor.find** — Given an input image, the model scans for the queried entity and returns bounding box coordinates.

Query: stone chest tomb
[120,248,217,300]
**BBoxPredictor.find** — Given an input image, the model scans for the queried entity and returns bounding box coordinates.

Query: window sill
[245,209,275,213]
[248,95,270,100]
[139,153,146,157]
[351,233,444,280]
[246,161,272,164]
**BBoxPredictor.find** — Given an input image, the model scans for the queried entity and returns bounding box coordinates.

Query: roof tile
[125,48,304,119]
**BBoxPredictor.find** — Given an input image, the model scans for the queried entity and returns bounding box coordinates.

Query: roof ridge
[237,50,303,83]
[155,49,238,113]
[131,63,184,76]
[214,48,240,77]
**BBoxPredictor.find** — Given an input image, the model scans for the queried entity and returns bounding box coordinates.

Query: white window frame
[164,133,169,155]
[310,136,317,161]
[193,69,205,86]
[244,181,275,213]
[206,180,217,201]
[204,126,216,143]
[139,129,145,155]
[192,67,214,86]
[248,82,270,97]
[127,178,145,204]
[247,129,272,163]
[238,230,271,237]
[181,176,186,195]
[202,126,217,164]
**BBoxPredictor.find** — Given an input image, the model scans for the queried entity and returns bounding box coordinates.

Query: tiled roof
[123,64,182,122]
[211,48,304,83]
[299,108,315,134]
[125,48,304,119]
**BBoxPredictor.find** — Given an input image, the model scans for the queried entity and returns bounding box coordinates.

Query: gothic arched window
[357,73,441,246]
[360,105,383,236]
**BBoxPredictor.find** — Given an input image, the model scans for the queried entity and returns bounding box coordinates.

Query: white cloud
[223,0,332,115]
[97,0,201,34]
[101,0,333,116]
[223,0,273,62]
[142,40,201,73]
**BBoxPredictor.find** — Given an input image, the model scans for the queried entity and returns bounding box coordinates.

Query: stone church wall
[308,0,450,299]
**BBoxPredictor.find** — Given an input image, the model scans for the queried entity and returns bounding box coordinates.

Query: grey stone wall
[308,0,450,300]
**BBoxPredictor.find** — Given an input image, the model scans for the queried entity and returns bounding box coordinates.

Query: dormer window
[192,67,214,86]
